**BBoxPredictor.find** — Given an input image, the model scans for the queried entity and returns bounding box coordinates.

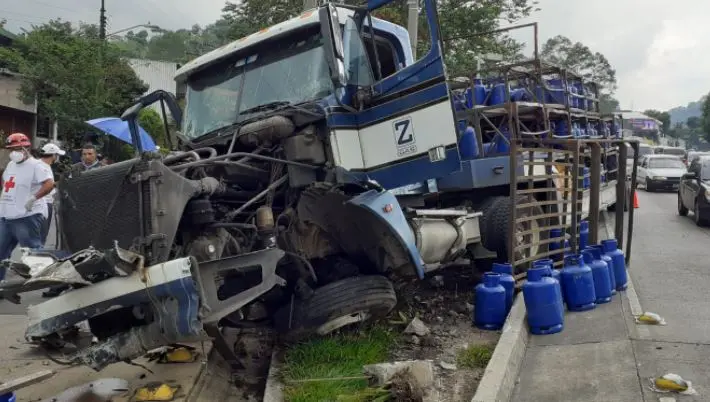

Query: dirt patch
[390,265,501,402]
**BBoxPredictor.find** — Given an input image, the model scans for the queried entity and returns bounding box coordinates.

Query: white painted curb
[470,294,528,402]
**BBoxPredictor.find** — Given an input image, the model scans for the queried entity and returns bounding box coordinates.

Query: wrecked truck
[0,0,632,372]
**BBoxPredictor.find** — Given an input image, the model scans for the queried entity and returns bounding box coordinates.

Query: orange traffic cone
[633,190,640,209]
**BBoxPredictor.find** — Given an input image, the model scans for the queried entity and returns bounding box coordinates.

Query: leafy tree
[599,94,619,114]
[0,20,148,148]
[138,108,167,148]
[687,116,701,130]
[643,109,670,133]
[220,0,539,76]
[541,35,616,92]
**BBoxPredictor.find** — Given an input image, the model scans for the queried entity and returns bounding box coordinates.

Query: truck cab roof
[174,6,413,83]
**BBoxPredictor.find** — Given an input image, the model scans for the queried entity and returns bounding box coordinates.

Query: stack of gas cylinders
[472,224,630,334]
[459,77,599,110]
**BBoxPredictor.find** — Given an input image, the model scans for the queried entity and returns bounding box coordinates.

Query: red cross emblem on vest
[4,176,16,193]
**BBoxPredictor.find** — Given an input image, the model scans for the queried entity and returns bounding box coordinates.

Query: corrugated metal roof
[127,58,179,115]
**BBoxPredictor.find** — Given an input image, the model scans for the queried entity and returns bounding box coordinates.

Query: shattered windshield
[183,27,333,139]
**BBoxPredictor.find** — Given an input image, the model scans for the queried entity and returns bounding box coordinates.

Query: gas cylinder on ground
[579,220,589,250]
[491,262,515,314]
[560,254,596,312]
[591,244,616,294]
[474,272,507,330]
[532,258,563,304]
[582,249,612,304]
[602,239,628,291]
[0,393,16,402]
[522,267,564,335]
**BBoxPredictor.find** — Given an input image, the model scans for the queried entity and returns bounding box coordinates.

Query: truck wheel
[274,275,396,340]
[481,196,548,273]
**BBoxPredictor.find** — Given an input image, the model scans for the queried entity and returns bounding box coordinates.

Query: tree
[599,94,619,114]
[0,20,148,148]
[220,0,540,76]
[643,109,670,133]
[687,116,701,130]
[701,92,710,143]
[541,35,617,93]
[138,108,167,148]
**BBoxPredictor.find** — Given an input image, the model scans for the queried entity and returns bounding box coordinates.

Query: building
[126,58,184,118]
[0,28,38,140]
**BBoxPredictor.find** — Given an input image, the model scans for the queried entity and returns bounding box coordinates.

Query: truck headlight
[652,176,667,180]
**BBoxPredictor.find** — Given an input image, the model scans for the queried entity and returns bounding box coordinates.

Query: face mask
[9,151,25,163]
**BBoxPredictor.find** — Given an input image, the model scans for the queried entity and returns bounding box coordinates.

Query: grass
[456,343,495,369]
[281,327,397,402]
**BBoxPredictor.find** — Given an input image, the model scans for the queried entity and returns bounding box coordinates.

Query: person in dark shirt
[70,143,102,176]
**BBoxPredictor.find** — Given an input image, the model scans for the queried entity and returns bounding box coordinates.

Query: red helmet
[5,133,31,149]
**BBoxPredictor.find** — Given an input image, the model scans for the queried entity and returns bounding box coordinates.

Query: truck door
[324,2,461,190]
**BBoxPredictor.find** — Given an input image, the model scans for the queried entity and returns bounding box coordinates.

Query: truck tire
[275,275,396,340]
[480,196,548,273]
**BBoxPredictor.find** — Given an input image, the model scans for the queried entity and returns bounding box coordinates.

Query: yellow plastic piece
[161,347,197,363]
[134,383,179,401]
[654,375,688,392]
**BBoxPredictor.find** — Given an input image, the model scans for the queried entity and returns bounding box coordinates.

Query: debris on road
[40,378,129,402]
[363,360,438,402]
[404,317,431,337]
[134,382,180,401]
[635,312,667,326]
[649,373,697,395]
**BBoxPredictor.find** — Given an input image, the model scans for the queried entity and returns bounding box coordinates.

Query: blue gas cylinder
[489,82,507,106]
[546,79,566,104]
[590,244,616,294]
[532,258,560,283]
[582,249,612,304]
[510,87,527,102]
[474,272,508,330]
[522,267,564,335]
[491,263,515,314]
[579,220,589,250]
[534,85,546,102]
[602,239,628,291]
[0,393,16,402]
[548,228,564,261]
[583,167,591,189]
[459,126,479,160]
[472,79,487,106]
[554,119,570,137]
[560,254,596,311]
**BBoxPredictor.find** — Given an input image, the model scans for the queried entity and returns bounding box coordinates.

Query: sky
[3,0,710,112]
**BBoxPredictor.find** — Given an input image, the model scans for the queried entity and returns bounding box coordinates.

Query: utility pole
[303,0,318,11]
[99,0,107,40]
[407,0,418,59]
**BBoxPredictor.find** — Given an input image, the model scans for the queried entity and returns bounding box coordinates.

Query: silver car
[638,154,687,192]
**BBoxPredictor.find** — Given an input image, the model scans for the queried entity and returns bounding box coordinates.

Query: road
[623,189,710,399]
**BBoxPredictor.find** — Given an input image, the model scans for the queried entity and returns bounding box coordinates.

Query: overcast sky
[3,0,708,111]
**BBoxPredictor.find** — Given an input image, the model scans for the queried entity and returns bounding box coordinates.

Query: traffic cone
[633,190,640,209]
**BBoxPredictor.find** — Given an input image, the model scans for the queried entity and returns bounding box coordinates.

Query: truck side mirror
[319,4,347,88]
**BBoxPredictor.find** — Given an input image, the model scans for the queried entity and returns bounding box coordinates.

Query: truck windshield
[183,29,333,139]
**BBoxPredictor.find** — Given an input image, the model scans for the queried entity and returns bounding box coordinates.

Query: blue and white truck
[1,0,628,370]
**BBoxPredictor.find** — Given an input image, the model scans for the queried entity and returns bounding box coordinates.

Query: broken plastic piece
[635,312,667,326]
[649,373,697,395]
[134,383,179,401]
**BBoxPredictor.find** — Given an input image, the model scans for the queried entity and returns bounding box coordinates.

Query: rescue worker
[38,142,65,246]
[0,133,54,282]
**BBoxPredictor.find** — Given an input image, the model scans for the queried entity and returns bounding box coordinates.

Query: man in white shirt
[37,142,65,246]
[0,133,54,282]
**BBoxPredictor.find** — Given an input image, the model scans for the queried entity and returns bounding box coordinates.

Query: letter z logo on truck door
[393,116,417,157]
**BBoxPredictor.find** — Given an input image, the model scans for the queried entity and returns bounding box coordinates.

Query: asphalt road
[623,189,710,399]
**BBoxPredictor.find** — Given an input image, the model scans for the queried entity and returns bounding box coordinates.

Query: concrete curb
[470,294,528,402]
[262,347,284,402]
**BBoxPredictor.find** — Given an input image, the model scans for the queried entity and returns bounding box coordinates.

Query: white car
[637,154,687,192]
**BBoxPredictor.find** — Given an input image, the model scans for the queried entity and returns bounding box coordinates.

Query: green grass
[456,343,495,369]
[281,327,397,402]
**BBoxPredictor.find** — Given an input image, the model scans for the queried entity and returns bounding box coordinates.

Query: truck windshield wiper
[239,101,291,116]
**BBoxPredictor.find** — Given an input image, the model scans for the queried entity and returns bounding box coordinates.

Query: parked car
[637,154,687,191]
[678,155,710,226]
